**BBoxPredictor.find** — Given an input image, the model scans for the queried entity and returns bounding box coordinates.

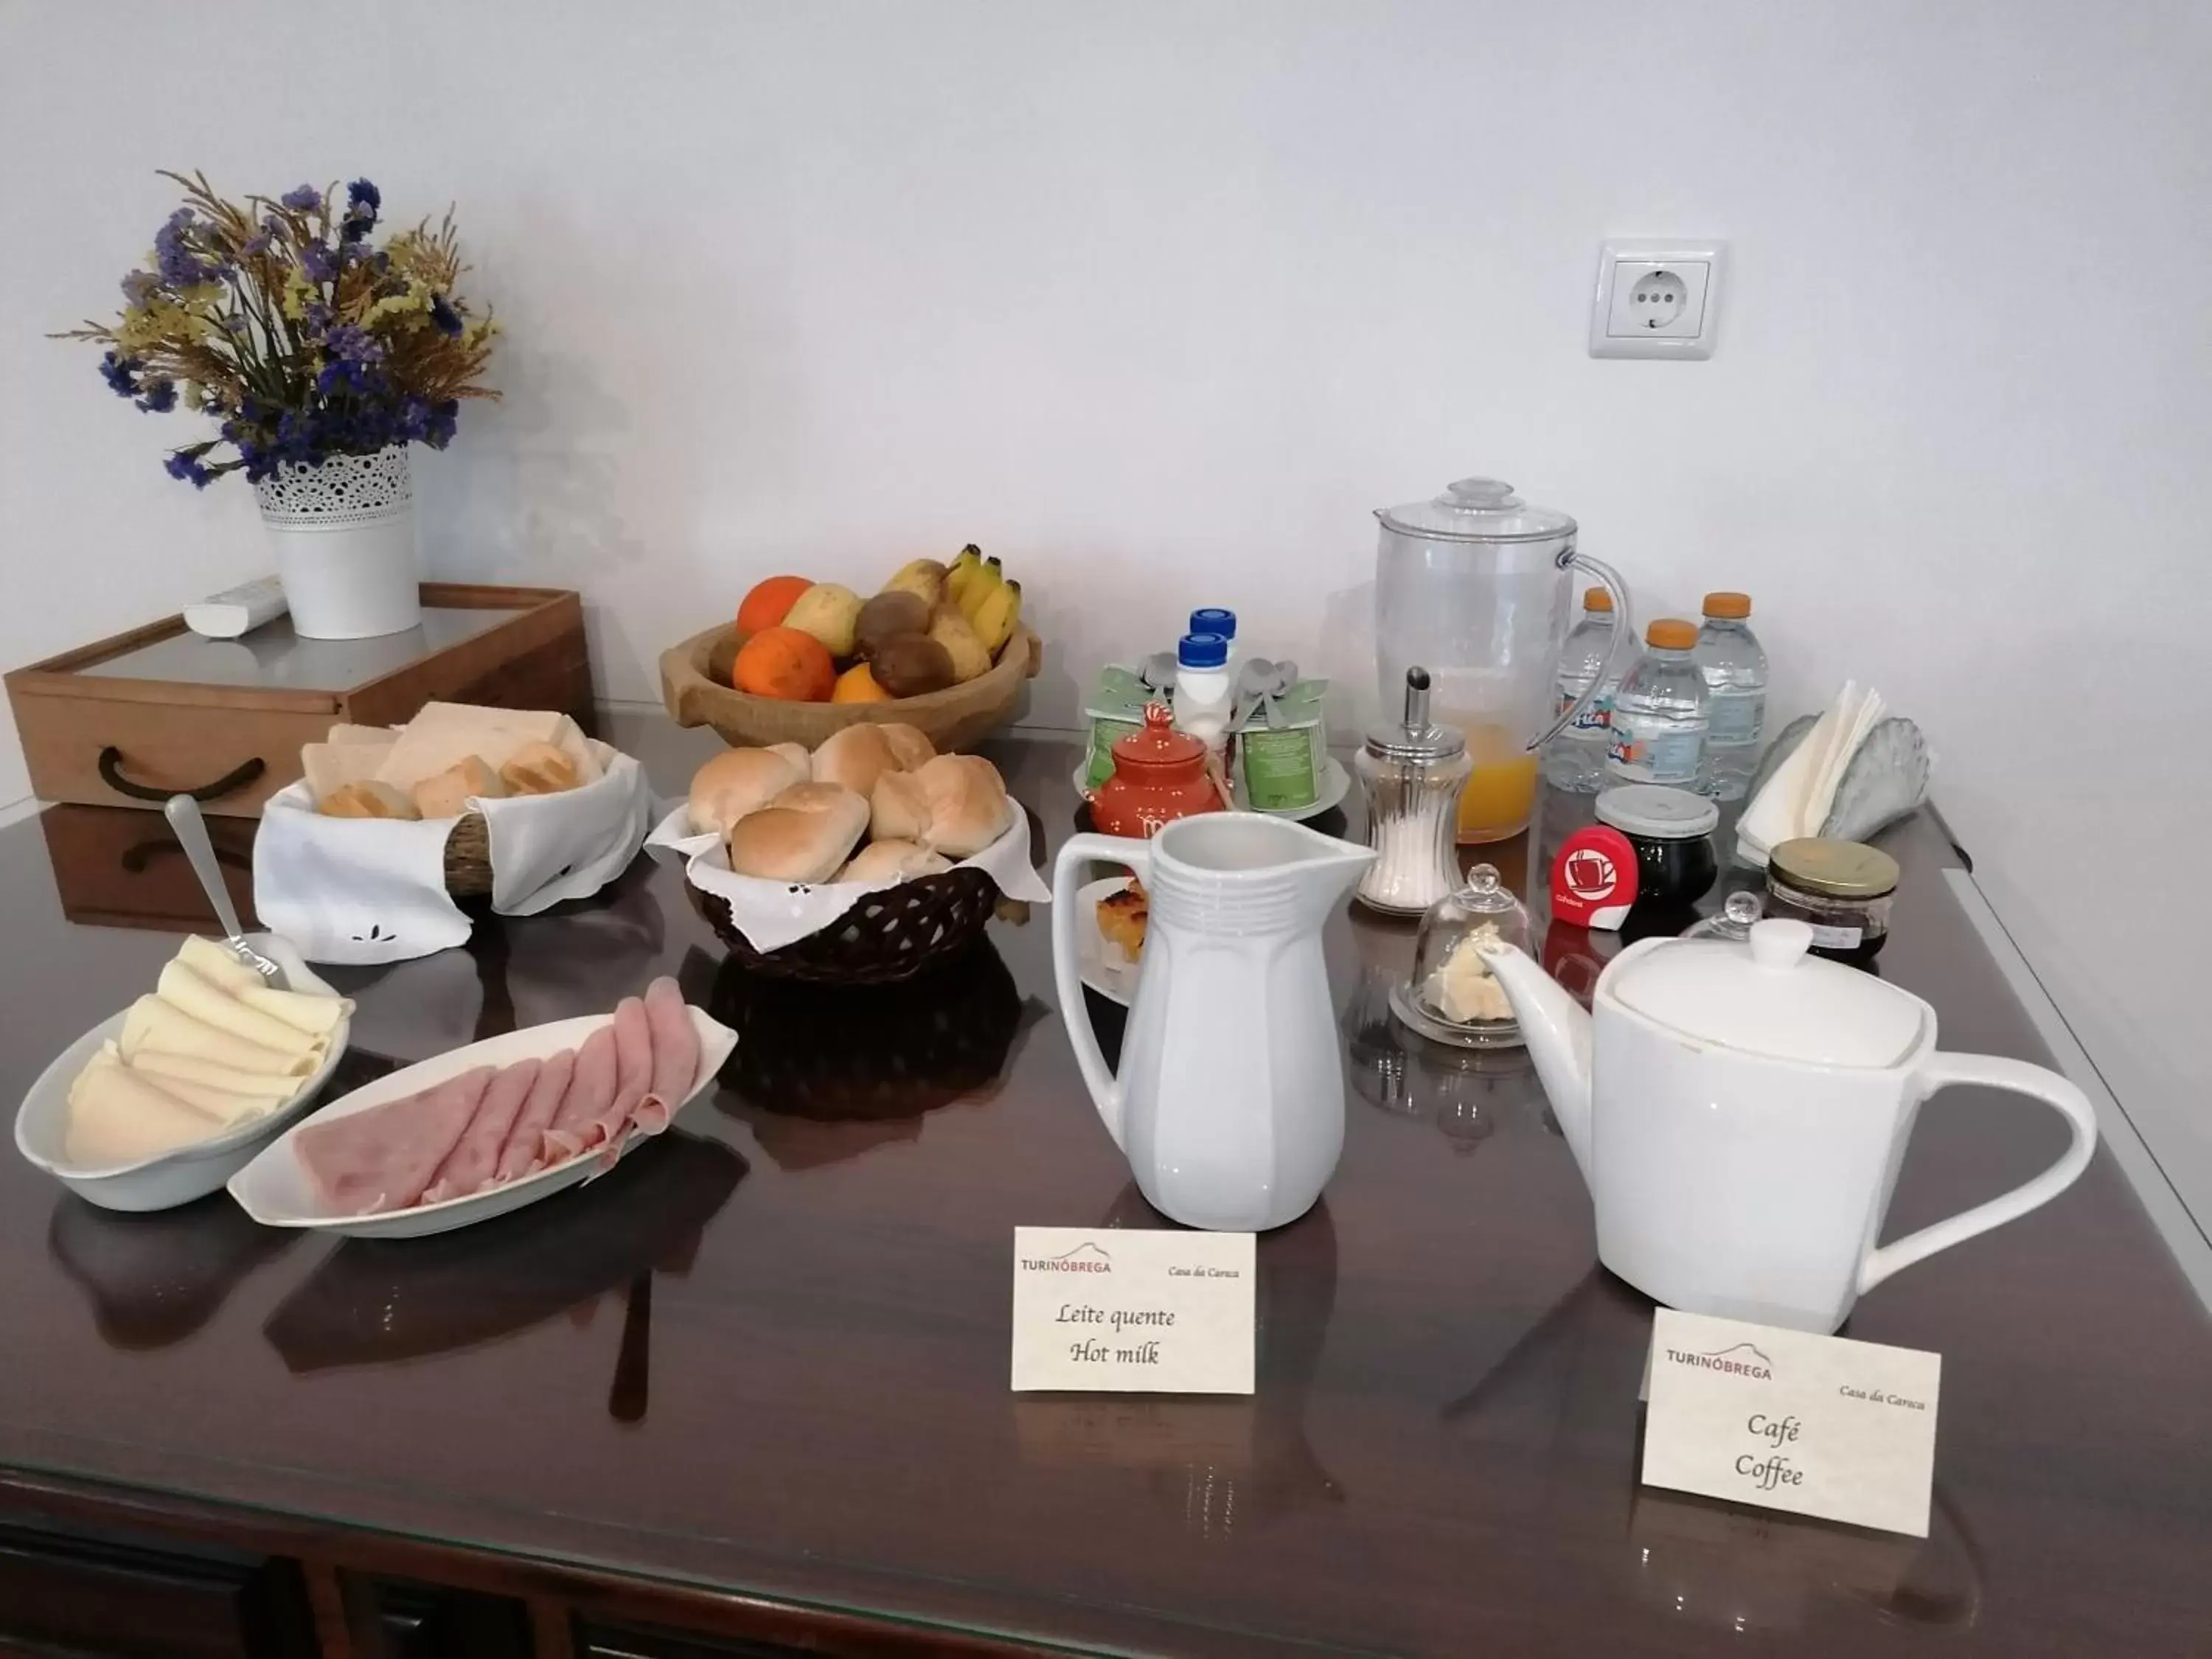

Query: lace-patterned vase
[254,445,420,639]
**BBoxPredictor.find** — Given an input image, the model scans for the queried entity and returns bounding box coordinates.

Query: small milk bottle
[1171,632,1234,775]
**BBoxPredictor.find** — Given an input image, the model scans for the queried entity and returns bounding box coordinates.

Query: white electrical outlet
[1590,239,1726,359]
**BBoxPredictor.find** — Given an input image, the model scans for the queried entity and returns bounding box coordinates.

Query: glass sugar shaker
[1354,667,1471,914]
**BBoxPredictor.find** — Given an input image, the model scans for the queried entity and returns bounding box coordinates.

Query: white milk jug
[1052,813,1373,1231]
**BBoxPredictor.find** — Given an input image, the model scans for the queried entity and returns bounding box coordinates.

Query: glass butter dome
[1388,864,1532,1049]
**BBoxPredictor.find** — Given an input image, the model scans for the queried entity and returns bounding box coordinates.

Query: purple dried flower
[164,450,215,487]
[322,324,384,366]
[280,184,321,212]
[135,379,178,414]
[153,209,216,288]
[347,178,380,215]
[428,294,462,336]
[302,242,338,284]
[99,350,142,397]
[119,270,158,306]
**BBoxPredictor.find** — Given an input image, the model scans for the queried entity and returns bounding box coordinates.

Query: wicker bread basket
[659,624,1040,754]
[442,812,494,897]
[687,865,1001,984]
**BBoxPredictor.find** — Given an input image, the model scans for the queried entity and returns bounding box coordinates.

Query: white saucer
[1071,756,1350,824]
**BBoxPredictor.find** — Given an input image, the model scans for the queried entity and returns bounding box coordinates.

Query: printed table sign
[1010,1227,1254,1394]
[1641,1309,1941,1537]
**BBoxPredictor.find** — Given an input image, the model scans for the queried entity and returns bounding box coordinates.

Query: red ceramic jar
[1089,705,1228,838]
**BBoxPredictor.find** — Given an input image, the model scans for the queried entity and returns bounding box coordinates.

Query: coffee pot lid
[1607,919,1925,1068]
[1375,476,1578,545]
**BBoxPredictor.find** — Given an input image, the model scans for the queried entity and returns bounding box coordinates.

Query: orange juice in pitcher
[1372,477,1630,844]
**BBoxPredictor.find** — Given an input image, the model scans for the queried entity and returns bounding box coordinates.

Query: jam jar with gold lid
[1765,837,1899,961]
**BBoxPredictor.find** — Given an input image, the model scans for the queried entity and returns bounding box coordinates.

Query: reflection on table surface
[0,742,2205,1659]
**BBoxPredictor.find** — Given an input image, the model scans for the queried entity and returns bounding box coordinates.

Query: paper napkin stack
[1736,683,1930,866]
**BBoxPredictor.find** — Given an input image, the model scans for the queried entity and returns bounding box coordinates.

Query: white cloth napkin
[1736,681,1888,866]
[254,745,652,965]
[644,802,1051,954]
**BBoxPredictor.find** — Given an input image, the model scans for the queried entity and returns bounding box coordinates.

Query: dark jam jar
[1594,785,1718,914]
[1765,838,1899,963]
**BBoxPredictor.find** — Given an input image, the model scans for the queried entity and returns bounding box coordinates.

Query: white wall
[3,2,2208,1200]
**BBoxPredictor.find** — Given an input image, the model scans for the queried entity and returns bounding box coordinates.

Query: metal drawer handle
[97,745,266,804]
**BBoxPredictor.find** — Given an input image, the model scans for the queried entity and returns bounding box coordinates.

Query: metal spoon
[164,793,282,982]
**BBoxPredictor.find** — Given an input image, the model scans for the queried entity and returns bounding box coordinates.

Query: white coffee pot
[1481,918,2097,1332]
[1053,813,1374,1231]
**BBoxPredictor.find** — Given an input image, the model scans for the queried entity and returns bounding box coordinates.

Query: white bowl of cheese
[14,935,351,1212]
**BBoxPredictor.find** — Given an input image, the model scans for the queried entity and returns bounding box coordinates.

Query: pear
[882,558,947,611]
[782,582,864,658]
[929,605,994,683]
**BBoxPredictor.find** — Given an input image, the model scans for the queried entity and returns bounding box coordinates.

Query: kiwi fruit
[870,632,957,698]
[855,591,931,660]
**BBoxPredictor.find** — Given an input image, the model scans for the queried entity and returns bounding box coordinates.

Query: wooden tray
[4,583,591,818]
[660,624,1040,754]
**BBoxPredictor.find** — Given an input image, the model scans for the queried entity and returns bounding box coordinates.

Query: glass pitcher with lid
[1374,477,1631,843]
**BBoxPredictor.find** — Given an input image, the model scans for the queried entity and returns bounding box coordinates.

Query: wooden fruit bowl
[659,624,1041,754]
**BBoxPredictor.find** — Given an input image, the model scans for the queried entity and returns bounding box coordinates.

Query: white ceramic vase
[254,445,422,639]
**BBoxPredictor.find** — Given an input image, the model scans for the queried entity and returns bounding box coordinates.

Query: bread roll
[376,702,565,789]
[869,771,932,844]
[913,754,1012,857]
[877,723,936,772]
[412,756,507,820]
[812,723,919,798]
[499,739,581,796]
[687,747,808,835]
[839,839,953,886]
[320,780,418,820]
[725,782,869,883]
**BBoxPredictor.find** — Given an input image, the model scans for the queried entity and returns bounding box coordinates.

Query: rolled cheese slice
[128,1048,302,1101]
[121,995,316,1077]
[177,934,265,995]
[237,983,349,1037]
[65,1048,223,1167]
[128,1068,275,1127]
[154,962,324,1060]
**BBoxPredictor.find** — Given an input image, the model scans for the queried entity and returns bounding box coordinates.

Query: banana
[928,604,994,682]
[883,557,947,611]
[945,545,984,608]
[957,554,1005,624]
[972,576,1023,655]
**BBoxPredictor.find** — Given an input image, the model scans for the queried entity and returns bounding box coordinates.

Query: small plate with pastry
[15,934,352,1212]
[1078,874,1145,1006]
[647,723,1051,984]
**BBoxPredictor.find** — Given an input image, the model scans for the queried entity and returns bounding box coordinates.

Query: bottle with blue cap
[1172,630,1234,777]
[1189,608,1237,672]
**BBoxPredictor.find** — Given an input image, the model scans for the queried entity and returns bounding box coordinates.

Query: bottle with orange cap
[1605,616,1711,788]
[1542,585,1624,793]
[1694,591,1768,801]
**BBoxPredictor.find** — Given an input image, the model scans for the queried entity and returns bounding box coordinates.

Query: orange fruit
[736,574,813,636]
[732,626,835,702]
[831,661,893,703]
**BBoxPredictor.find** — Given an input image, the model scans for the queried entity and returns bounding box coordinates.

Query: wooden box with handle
[5,583,591,818]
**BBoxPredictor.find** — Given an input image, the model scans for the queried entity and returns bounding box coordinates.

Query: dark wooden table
[1,740,2208,1658]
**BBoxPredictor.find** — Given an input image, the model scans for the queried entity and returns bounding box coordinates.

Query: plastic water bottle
[1541,586,1621,793]
[1694,591,1767,801]
[1172,632,1234,773]
[1606,619,1709,788]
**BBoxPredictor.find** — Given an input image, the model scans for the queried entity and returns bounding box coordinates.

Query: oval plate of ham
[227,987,735,1239]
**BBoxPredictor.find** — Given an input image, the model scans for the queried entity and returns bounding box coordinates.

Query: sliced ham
[636,976,700,1136]
[543,1025,617,1165]
[421,1057,541,1205]
[493,1047,574,1183]
[295,1066,493,1216]
[591,997,655,1150]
